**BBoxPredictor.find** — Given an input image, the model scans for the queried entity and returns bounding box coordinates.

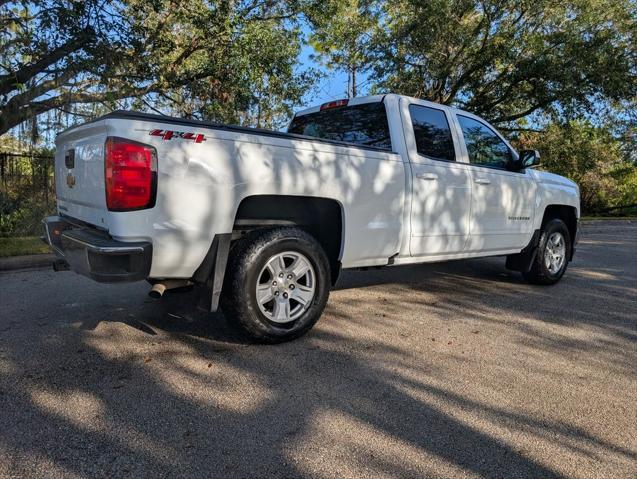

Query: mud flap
[193,234,232,312]
[505,229,541,273]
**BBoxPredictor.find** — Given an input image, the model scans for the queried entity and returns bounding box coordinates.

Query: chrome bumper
[43,216,152,282]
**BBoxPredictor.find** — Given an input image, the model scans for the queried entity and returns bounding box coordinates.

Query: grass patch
[582,215,636,221]
[0,236,50,257]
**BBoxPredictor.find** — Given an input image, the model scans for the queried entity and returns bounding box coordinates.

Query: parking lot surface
[1,221,636,478]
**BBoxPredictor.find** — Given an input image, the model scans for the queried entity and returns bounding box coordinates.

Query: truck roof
[293,93,484,122]
[293,95,387,117]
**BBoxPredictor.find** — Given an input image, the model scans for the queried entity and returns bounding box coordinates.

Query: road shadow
[0,227,635,477]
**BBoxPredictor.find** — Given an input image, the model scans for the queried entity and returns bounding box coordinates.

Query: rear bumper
[43,216,152,282]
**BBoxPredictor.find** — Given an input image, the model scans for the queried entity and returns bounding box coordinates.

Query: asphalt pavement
[0,221,635,478]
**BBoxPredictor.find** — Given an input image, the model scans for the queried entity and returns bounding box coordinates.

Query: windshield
[287,102,392,150]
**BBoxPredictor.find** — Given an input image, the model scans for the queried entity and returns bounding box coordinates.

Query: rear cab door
[450,111,537,253]
[399,97,473,257]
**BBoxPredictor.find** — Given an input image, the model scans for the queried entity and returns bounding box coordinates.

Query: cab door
[452,113,537,252]
[403,100,472,257]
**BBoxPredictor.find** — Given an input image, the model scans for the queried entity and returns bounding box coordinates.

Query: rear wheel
[523,218,571,285]
[221,227,331,343]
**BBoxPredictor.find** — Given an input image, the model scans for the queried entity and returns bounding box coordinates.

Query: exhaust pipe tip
[149,283,166,299]
[52,259,70,272]
[148,279,193,299]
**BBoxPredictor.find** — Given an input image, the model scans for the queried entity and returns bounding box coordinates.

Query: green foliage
[0,150,55,237]
[308,0,376,97]
[0,195,54,237]
[517,121,637,213]
[3,0,635,131]
[364,0,636,127]
[2,0,636,222]
[0,236,50,257]
[123,0,320,128]
[0,1,132,135]
[1,0,322,133]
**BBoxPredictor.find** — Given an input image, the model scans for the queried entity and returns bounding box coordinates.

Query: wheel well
[542,205,578,246]
[233,195,343,284]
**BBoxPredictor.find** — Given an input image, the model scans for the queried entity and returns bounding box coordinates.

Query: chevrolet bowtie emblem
[66,172,76,188]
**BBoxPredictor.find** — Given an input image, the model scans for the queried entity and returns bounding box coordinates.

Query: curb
[0,254,54,272]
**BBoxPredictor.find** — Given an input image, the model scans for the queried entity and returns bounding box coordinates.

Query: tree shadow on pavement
[0,227,635,478]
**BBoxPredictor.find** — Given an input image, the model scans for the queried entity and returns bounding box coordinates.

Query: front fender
[531,170,580,231]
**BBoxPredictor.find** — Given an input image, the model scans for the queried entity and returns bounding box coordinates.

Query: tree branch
[0,27,94,96]
[497,126,544,133]
[2,70,76,111]
[491,100,555,124]
[0,82,153,135]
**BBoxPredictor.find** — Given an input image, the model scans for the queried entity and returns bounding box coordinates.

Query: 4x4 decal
[149,129,206,143]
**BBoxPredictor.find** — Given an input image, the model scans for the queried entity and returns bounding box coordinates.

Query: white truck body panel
[448,109,539,253]
[55,122,110,227]
[531,170,581,230]
[399,97,474,256]
[53,94,580,280]
[57,114,406,277]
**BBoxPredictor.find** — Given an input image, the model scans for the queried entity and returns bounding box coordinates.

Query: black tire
[221,227,331,343]
[523,218,572,285]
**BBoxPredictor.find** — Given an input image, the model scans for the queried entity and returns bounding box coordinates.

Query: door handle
[417,173,438,180]
[474,178,491,185]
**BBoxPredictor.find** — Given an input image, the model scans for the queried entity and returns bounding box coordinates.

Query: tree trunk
[352,68,357,97]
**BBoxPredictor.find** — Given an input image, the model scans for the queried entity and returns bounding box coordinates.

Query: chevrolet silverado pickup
[44,94,580,342]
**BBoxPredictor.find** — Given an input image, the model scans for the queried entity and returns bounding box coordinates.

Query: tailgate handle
[65,149,75,169]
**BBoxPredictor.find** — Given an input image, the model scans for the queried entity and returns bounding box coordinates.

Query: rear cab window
[287,102,392,151]
[409,105,456,162]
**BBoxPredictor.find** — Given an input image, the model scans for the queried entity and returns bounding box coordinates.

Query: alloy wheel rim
[545,232,566,275]
[256,251,316,324]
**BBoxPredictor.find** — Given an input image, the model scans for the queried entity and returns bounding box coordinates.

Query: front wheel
[523,218,572,285]
[221,227,331,343]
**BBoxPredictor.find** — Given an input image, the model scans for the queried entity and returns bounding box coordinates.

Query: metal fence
[0,152,56,238]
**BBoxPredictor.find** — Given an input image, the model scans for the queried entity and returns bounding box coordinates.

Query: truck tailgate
[55,121,109,228]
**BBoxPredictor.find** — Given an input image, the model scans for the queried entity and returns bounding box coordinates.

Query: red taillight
[320,99,349,111]
[105,137,157,211]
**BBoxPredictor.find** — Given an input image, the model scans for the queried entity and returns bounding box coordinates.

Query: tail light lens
[320,99,349,111]
[105,137,157,211]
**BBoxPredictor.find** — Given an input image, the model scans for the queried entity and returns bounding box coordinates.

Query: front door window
[457,115,512,169]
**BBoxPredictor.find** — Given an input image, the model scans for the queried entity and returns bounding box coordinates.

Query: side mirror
[519,149,540,169]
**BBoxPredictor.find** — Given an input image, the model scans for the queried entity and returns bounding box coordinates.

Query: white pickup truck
[44,94,580,342]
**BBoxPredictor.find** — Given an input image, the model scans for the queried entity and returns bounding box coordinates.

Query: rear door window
[288,102,392,150]
[409,105,456,162]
